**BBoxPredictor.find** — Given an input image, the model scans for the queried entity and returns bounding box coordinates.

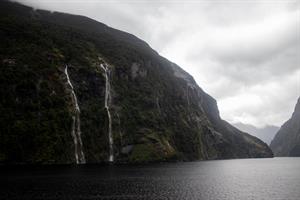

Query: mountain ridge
[233,123,279,145]
[0,0,273,164]
[270,98,300,156]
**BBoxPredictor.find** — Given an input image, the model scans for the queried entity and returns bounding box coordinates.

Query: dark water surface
[1,158,299,200]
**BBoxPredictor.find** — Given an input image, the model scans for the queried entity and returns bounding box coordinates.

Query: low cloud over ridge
[17,0,300,127]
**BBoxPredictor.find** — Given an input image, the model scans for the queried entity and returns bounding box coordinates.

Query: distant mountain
[0,0,272,164]
[233,123,279,145]
[270,98,300,157]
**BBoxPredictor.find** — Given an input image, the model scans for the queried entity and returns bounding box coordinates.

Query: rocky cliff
[0,1,273,164]
[270,98,300,156]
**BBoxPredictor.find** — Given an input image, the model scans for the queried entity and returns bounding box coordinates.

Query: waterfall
[64,65,86,164]
[186,85,190,107]
[100,63,114,162]
[156,97,161,114]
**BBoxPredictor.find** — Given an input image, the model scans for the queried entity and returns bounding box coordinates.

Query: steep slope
[233,123,279,145]
[270,98,300,156]
[0,1,272,164]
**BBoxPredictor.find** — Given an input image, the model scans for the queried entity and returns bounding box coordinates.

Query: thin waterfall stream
[64,65,86,164]
[100,63,114,162]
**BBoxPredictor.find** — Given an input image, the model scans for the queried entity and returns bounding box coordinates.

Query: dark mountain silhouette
[270,98,300,156]
[0,0,272,164]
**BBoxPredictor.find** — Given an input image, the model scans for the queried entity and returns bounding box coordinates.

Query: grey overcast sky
[15,0,300,128]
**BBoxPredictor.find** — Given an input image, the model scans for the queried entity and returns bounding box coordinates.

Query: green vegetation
[0,1,273,164]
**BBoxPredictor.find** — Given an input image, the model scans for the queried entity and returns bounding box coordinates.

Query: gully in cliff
[64,65,86,164]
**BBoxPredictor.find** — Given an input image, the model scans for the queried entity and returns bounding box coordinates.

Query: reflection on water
[1,158,299,200]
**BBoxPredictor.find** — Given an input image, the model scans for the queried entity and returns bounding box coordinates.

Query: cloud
[219,69,300,127]
[16,0,300,128]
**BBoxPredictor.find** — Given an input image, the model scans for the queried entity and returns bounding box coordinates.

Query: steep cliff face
[0,1,272,164]
[270,98,300,157]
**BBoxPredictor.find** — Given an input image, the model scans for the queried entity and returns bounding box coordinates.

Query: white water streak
[100,63,114,162]
[65,65,86,164]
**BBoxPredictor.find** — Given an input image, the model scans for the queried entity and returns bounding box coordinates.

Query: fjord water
[1,158,299,200]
